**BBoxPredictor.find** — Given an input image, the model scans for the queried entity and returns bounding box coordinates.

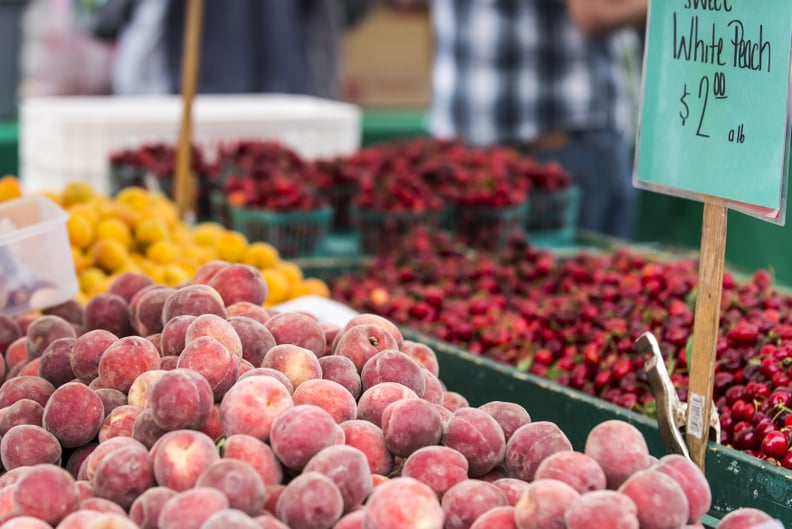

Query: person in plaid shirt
[428,0,647,240]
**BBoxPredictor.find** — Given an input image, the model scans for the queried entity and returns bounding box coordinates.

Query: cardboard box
[342,5,433,110]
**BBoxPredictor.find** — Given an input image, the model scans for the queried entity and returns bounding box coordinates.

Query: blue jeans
[531,129,637,240]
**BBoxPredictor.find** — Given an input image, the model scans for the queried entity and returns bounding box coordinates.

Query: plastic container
[19,94,362,194]
[351,207,446,256]
[526,185,581,246]
[447,201,529,251]
[230,205,333,259]
[0,195,78,317]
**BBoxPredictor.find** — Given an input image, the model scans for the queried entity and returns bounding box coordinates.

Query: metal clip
[635,332,720,460]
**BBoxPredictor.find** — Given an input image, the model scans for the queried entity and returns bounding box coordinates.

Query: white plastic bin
[0,195,78,317]
[19,94,362,194]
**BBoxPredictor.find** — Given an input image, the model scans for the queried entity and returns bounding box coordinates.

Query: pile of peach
[0,260,783,529]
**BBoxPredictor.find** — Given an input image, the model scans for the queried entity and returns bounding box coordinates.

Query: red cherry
[761,430,790,458]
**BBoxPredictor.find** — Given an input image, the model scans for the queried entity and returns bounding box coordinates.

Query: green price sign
[635,0,792,223]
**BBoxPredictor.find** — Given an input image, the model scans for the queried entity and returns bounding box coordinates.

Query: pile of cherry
[0,258,783,528]
[331,228,792,469]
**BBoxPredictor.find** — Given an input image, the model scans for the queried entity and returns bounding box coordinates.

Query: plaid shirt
[429,0,625,147]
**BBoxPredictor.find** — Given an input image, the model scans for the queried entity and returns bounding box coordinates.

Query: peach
[292,379,357,424]
[333,510,365,529]
[716,508,784,529]
[79,496,127,515]
[0,515,54,529]
[57,511,139,529]
[91,442,155,510]
[201,402,224,442]
[220,375,294,441]
[342,313,404,350]
[12,464,80,525]
[148,368,214,431]
[230,316,277,367]
[129,486,177,529]
[618,469,689,529]
[339,420,394,476]
[222,434,284,486]
[265,312,326,359]
[132,286,175,336]
[320,322,341,357]
[65,444,97,480]
[0,315,22,356]
[564,490,639,529]
[157,487,229,529]
[191,260,229,285]
[152,429,220,491]
[4,336,29,370]
[98,404,140,441]
[127,369,167,409]
[161,284,227,323]
[0,399,44,435]
[80,436,147,482]
[652,454,712,522]
[584,420,653,489]
[94,387,128,416]
[492,478,531,506]
[357,382,419,428]
[505,421,573,482]
[381,398,443,457]
[442,407,507,477]
[269,404,345,471]
[226,301,272,325]
[513,478,580,529]
[131,409,168,449]
[201,509,261,529]
[275,471,344,529]
[0,376,54,408]
[534,450,607,494]
[237,367,295,393]
[479,401,532,442]
[38,336,77,387]
[185,314,243,358]
[361,349,425,397]
[333,324,400,371]
[0,424,62,469]
[318,355,361,399]
[470,506,517,529]
[363,477,444,529]
[303,445,373,513]
[70,329,119,383]
[177,335,240,401]
[97,336,161,393]
[108,271,154,303]
[261,344,322,389]
[400,340,440,377]
[196,459,267,516]
[401,445,469,499]
[25,314,77,359]
[441,479,508,529]
[442,391,469,412]
[159,314,196,357]
[421,371,445,405]
[43,381,104,448]
[207,263,268,306]
[84,292,133,338]
[43,299,85,329]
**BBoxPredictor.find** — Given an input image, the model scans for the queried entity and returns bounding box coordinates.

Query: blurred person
[428,0,647,240]
[112,0,374,98]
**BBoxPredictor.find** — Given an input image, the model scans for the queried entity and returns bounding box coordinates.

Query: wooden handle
[686,202,728,468]
[174,0,204,219]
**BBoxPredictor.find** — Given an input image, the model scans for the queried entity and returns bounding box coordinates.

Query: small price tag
[686,392,706,439]
[635,0,792,223]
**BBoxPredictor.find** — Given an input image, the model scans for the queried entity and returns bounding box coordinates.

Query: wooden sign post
[635,1,792,469]
[174,0,205,220]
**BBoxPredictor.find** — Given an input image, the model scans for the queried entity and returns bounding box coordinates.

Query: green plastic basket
[447,201,529,251]
[230,206,333,259]
[351,207,447,256]
[525,185,581,247]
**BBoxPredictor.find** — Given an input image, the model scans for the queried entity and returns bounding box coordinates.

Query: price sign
[635,0,792,223]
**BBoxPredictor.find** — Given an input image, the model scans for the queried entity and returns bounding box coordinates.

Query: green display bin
[526,185,582,247]
[229,205,333,259]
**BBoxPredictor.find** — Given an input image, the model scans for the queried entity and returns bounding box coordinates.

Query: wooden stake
[174,0,204,220]
[686,202,728,469]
